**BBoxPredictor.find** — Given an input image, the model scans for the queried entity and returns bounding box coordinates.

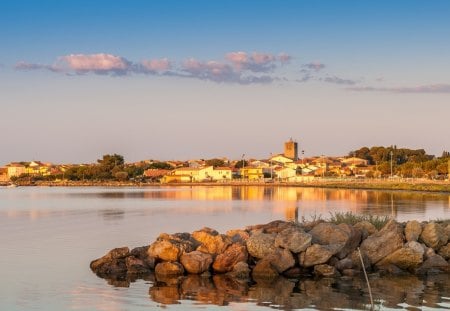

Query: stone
[300,244,338,267]
[246,220,294,234]
[438,243,450,260]
[246,232,277,259]
[192,229,232,255]
[445,224,450,239]
[155,262,185,276]
[252,259,279,279]
[377,241,424,271]
[360,219,404,265]
[335,258,353,271]
[405,220,422,242]
[126,256,152,274]
[274,227,312,253]
[266,247,295,273]
[90,247,130,276]
[420,222,448,250]
[416,254,450,274]
[148,240,183,262]
[314,264,340,277]
[180,250,213,274]
[226,261,251,279]
[226,229,250,243]
[212,243,248,273]
[130,245,156,269]
[354,221,377,239]
[349,250,371,271]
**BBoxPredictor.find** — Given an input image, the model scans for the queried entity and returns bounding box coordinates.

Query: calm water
[1,186,450,311]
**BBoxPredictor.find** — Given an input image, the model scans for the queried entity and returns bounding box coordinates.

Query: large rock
[130,246,156,269]
[274,227,312,253]
[148,233,196,262]
[226,261,251,279]
[405,220,422,242]
[226,229,250,243]
[252,259,279,279]
[90,247,130,276]
[192,228,232,255]
[416,254,450,274]
[308,223,361,259]
[420,222,448,250]
[377,241,424,271]
[126,256,152,274]
[300,244,338,267]
[155,262,185,276]
[266,247,295,273]
[246,232,277,259]
[246,220,294,234]
[180,250,213,274]
[212,243,248,273]
[360,220,404,265]
[438,243,450,260]
[354,221,377,239]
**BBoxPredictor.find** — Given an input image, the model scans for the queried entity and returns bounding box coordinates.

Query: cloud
[225,51,285,73]
[321,75,357,85]
[59,53,131,75]
[278,52,291,64]
[15,61,61,72]
[140,58,171,73]
[348,84,450,94]
[302,62,325,71]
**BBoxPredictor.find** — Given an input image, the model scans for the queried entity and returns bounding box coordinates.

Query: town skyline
[1,1,450,164]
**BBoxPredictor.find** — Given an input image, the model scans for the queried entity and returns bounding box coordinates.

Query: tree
[234,160,248,169]
[205,158,225,167]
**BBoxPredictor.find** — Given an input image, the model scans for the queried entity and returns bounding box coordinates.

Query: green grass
[328,212,391,230]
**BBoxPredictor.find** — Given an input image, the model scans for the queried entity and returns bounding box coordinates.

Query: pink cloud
[278,52,291,63]
[225,51,248,69]
[60,53,129,73]
[251,52,275,64]
[141,58,171,72]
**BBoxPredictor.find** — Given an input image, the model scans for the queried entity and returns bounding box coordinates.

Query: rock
[336,223,362,259]
[360,219,404,265]
[376,241,424,271]
[438,243,450,260]
[349,250,371,271]
[405,220,422,242]
[314,264,340,277]
[226,262,251,279]
[90,247,130,276]
[445,224,450,239]
[246,220,294,234]
[155,262,185,276]
[420,222,448,250]
[266,248,295,273]
[416,254,450,274]
[180,250,213,274]
[274,227,312,253]
[342,269,360,277]
[252,259,279,279]
[148,234,196,262]
[282,267,305,278]
[300,244,338,267]
[226,229,250,243]
[130,246,156,269]
[192,228,232,255]
[212,243,248,273]
[335,258,353,271]
[126,256,152,274]
[246,232,277,259]
[354,221,377,239]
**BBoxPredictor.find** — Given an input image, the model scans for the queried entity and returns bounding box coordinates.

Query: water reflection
[96,272,450,310]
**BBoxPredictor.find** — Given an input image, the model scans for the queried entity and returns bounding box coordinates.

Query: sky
[1,0,450,164]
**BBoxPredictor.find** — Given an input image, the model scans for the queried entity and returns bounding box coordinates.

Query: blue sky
[1,0,450,163]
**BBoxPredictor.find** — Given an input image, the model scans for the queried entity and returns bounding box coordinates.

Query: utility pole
[390,150,394,178]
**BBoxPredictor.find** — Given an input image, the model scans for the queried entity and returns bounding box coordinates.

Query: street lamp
[270,152,273,180]
[390,150,394,178]
[241,154,245,181]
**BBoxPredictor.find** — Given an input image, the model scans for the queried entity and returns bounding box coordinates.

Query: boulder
[266,247,295,273]
[226,261,251,279]
[192,228,232,255]
[246,232,277,259]
[438,243,450,260]
[180,250,213,274]
[360,220,404,265]
[376,241,424,271]
[274,227,312,253]
[405,220,422,242]
[252,259,279,279]
[314,264,340,277]
[335,258,353,271]
[130,246,156,269]
[226,229,250,243]
[354,221,377,239]
[300,244,338,267]
[445,224,450,239]
[420,222,448,250]
[416,254,450,274]
[349,250,371,271]
[246,220,294,234]
[212,243,248,273]
[126,256,152,274]
[90,247,130,276]
[155,262,185,276]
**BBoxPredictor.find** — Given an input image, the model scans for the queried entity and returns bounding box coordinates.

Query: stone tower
[284,138,298,161]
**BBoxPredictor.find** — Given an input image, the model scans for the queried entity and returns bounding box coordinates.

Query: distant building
[284,138,298,161]
[6,163,26,178]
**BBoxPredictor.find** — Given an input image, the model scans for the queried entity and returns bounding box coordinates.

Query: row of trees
[351,146,449,178]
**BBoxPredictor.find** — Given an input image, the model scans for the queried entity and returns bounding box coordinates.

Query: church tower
[284,138,298,161]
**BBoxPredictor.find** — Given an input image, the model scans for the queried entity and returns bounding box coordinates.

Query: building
[161,166,232,183]
[6,163,26,178]
[284,138,298,161]
[0,167,8,182]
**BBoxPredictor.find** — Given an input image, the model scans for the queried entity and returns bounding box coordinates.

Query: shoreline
[3,179,450,193]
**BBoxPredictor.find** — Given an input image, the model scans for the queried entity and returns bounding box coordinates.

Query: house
[6,163,26,178]
[341,157,369,167]
[26,161,52,176]
[270,154,294,165]
[240,167,265,181]
[274,167,296,181]
[143,169,171,181]
[162,166,232,183]
[208,167,232,181]
[0,167,8,182]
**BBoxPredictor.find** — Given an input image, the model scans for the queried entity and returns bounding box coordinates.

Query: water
[1,186,449,310]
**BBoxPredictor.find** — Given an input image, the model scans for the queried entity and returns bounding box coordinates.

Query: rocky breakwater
[90,219,450,282]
